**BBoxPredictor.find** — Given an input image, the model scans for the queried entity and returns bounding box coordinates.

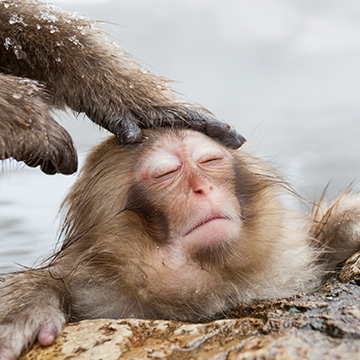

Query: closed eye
[199,157,224,164]
[154,166,180,179]
[193,146,227,166]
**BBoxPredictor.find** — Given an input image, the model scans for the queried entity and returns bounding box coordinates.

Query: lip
[184,216,226,236]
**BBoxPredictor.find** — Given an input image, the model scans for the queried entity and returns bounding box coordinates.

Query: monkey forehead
[152,129,230,158]
[138,130,231,177]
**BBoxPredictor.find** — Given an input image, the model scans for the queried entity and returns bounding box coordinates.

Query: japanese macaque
[0,0,244,175]
[1,128,360,359]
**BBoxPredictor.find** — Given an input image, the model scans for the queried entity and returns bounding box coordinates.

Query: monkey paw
[0,75,78,175]
[109,103,246,149]
[0,311,65,360]
[178,106,246,149]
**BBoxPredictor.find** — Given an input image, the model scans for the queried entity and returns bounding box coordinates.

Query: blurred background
[1,0,360,272]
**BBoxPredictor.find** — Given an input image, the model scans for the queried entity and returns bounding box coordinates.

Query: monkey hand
[1,0,245,153]
[0,311,65,360]
[170,105,246,149]
[101,103,246,149]
[0,75,78,175]
[0,273,67,360]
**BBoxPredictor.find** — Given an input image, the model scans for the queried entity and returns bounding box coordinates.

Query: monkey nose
[191,180,213,197]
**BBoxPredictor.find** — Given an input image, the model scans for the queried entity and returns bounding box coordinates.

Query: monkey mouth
[184,216,228,236]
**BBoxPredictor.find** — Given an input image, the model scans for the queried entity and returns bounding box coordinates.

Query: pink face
[137,130,242,260]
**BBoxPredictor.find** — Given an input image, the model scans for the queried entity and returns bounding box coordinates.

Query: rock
[20,276,360,360]
[340,251,360,284]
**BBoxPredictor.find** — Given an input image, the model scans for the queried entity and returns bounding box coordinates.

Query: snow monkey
[0,0,244,175]
[1,128,360,360]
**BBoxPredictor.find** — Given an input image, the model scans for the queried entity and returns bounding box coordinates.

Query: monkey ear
[0,75,78,175]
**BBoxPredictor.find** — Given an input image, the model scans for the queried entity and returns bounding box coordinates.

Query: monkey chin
[181,217,241,257]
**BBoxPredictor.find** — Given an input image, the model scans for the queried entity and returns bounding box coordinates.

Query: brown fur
[0,0,244,175]
[0,74,76,174]
[1,128,360,359]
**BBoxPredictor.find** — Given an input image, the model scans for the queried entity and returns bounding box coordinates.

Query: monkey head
[59,129,285,321]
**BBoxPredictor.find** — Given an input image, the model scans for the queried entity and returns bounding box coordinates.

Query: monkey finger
[51,156,78,175]
[40,160,57,175]
[45,128,78,175]
[23,143,78,175]
[162,106,246,149]
[118,120,143,144]
[24,158,57,175]
[204,119,246,149]
[35,118,78,175]
[176,115,246,149]
[37,325,58,347]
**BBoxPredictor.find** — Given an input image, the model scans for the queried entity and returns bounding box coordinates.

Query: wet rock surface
[21,274,360,359]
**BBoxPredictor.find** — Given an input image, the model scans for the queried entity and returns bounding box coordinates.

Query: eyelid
[150,157,181,179]
[195,151,225,164]
[193,146,226,164]
[154,165,181,179]
[199,156,224,164]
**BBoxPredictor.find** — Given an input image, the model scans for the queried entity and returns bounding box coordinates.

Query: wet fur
[1,129,360,359]
[0,0,242,175]
[49,132,322,320]
[52,131,360,319]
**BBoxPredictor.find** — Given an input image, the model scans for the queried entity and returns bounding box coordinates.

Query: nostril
[191,178,213,196]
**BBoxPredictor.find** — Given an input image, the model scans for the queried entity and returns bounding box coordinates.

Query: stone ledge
[20,276,360,360]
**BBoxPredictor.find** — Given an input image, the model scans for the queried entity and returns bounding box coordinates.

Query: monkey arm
[0,74,77,175]
[0,0,245,151]
[0,271,68,360]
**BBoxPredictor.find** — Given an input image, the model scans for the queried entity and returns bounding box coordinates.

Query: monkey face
[133,130,242,263]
